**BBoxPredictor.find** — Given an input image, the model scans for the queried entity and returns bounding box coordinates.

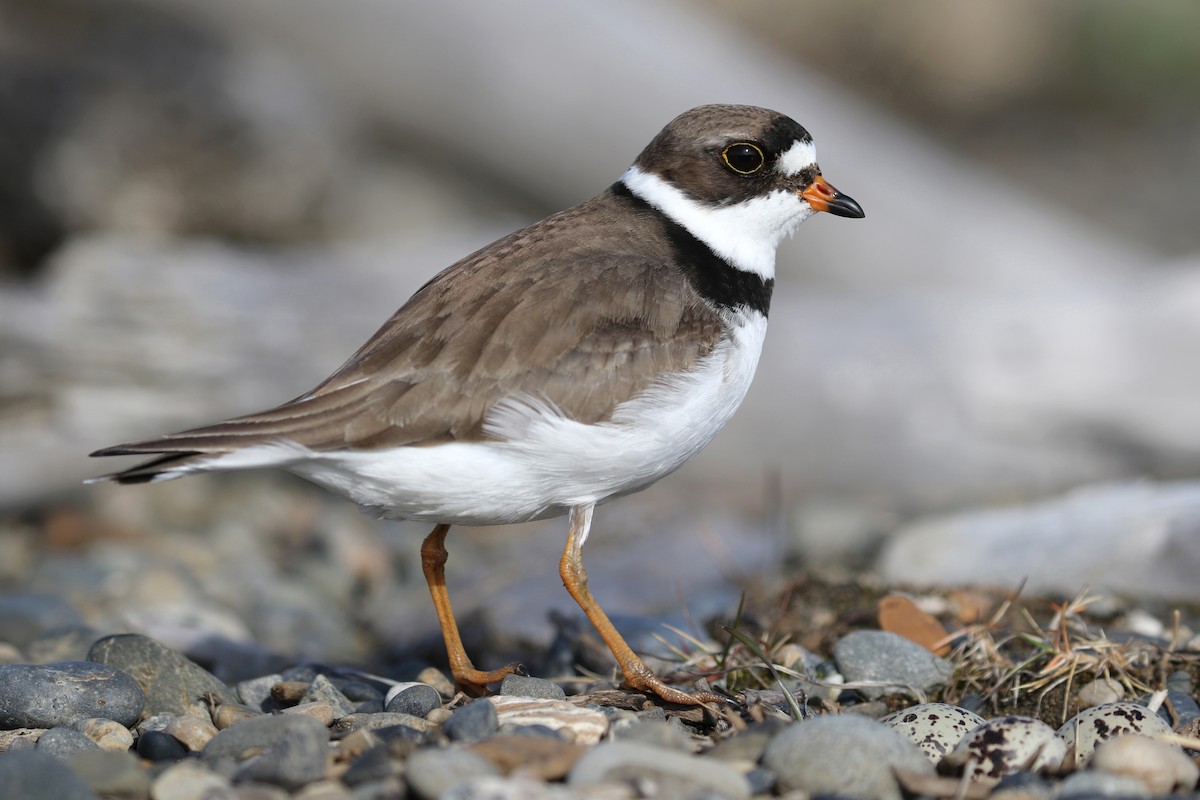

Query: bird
[89,104,864,705]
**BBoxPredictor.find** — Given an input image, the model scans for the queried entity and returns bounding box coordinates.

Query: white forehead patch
[776,139,818,176]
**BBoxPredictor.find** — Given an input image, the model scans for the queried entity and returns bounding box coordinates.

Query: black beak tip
[829,193,865,219]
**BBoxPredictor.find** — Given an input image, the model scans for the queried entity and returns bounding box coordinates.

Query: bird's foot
[451,661,528,695]
[622,671,733,707]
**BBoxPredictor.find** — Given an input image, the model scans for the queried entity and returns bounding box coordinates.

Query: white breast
[289,312,768,525]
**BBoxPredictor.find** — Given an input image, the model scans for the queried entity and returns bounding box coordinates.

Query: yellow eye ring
[721,142,765,175]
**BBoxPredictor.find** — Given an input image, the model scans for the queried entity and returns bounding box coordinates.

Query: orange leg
[558,505,727,706]
[420,524,525,693]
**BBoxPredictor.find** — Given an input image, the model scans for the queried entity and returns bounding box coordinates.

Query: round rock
[497,674,566,701]
[0,750,98,800]
[833,630,953,699]
[763,714,932,800]
[88,634,235,717]
[443,699,499,743]
[570,741,750,800]
[407,747,499,800]
[202,713,330,790]
[384,683,442,718]
[34,727,99,758]
[0,662,144,728]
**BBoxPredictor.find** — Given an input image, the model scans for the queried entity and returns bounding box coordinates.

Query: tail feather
[86,451,207,484]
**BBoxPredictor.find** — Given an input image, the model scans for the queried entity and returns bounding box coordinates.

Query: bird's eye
[721,143,765,175]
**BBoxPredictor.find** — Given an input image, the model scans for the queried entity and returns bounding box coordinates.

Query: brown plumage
[92,187,726,477]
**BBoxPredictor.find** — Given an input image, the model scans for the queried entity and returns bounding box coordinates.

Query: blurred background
[1,0,1198,672]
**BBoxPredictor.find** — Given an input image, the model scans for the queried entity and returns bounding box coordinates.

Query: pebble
[1056,769,1151,798]
[283,701,338,726]
[1057,701,1174,767]
[706,719,789,765]
[832,630,953,699]
[1089,734,1199,794]
[88,634,235,717]
[406,746,499,800]
[468,734,588,780]
[384,683,442,718]
[292,780,348,799]
[202,714,330,790]
[0,750,99,800]
[152,759,235,800]
[70,717,135,751]
[498,674,566,700]
[137,729,190,761]
[943,716,1065,782]
[0,728,44,751]
[762,714,932,800]
[272,680,313,705]
[443,699,499,743]
[67,749,152,799]
[341,743,406,787]
[164,713,219,751]
[488,696,608,745]
[330,711,431,737]
[237,674,284,711]
[881,702,986,763]
[607,718,692,751]
[301,675,355,717]
[569,741,750,800]
[33,727,99,757]
[416,668,456,699]
[213,702,262,729]
[0,662,144,728]
[1076,677,1125,707]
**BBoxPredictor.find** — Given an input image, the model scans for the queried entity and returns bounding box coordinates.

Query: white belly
[288,313,768,525]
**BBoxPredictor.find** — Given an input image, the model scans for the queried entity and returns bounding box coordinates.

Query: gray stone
[443,699,498,743]
[236,674,284,711]
[1057,770,1150,798]
[67,749,152,799]
[302,674,355,717]
[68,717,135,751]
[497,675,566,701]
[341,744,403,787]
[705,719,789,763]
[88,634,235,717]
[137,730,189,762]
[34,727,99,757]
[608,718,693,752]
[152,759,236,800]
[569,741,750,800]
[0,662,144,728]
[202,713,329,790]
[331,712,431,738]
[0,594,83,650]
[833,630,953,699]
[406,747,498,800]
[763,714,932,800]
[0,750,99,799]
[384,683,441,718]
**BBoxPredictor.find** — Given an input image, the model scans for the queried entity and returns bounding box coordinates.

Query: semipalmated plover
[91,104,864,705]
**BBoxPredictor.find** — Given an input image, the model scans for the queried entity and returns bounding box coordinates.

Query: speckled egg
[881,703,986,763]
[1056,701,1173,767]
[942,716,1066,783]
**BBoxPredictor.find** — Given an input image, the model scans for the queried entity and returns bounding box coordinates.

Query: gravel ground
[1,477,1198,798]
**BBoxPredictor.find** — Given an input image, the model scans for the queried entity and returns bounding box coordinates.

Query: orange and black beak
[801,175,864,218]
